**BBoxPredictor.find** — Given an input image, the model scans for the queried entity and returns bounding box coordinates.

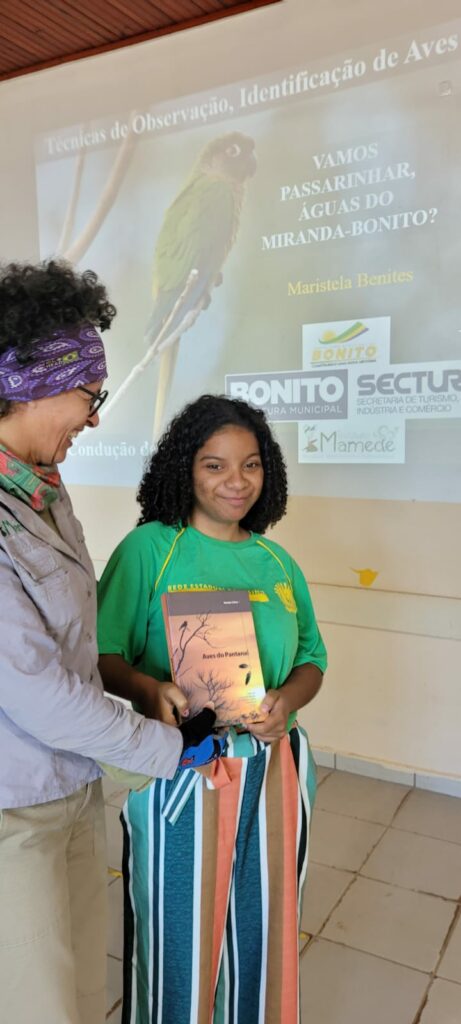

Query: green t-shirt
[97,523,327,731]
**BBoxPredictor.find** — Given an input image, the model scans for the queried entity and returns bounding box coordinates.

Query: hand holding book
[156,681,190,725]
[247,688,290,743]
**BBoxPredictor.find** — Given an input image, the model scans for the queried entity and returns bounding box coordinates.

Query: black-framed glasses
[77,385,109,416]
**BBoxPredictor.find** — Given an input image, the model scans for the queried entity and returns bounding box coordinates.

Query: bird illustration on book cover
[161,589,267,727]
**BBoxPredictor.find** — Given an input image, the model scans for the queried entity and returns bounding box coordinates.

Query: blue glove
[178,708,227,769]
[179,732,227,769]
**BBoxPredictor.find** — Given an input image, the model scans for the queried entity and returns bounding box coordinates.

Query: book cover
[161,589,267,727]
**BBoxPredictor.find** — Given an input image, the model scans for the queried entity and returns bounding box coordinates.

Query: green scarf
[0,444,61,512]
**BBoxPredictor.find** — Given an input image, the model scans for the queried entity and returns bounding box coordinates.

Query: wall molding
[312,748,461,798]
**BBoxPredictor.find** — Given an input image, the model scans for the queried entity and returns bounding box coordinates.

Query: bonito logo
[313,322,376,364]
[303,316,389,368]
[226,369,348,420]
[318,321,368,344]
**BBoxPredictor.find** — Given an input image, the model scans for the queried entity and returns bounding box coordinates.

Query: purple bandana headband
[0,322,107,402]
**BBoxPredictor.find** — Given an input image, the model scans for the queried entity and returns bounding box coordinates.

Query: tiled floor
[301,767,461,1024]
[103,767,461,1023]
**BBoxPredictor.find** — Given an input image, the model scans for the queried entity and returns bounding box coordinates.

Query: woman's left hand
[247,689,290,743]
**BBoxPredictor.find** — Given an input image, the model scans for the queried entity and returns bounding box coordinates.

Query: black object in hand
[178,708,226,769]
[179,707,216,748]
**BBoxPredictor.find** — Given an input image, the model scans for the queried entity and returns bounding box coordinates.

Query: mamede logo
[298,420,404,463]
[225,369,348,420]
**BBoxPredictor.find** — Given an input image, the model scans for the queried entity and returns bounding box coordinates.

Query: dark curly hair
[137,394,288,534]
[0,259,116,418]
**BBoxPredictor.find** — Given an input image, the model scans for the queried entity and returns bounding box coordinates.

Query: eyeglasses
[77,385,109,416]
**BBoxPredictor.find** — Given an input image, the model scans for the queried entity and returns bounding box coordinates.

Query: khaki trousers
[0,780,108,1024]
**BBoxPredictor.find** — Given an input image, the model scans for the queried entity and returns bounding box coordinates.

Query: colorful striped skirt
[121,726,317,1024]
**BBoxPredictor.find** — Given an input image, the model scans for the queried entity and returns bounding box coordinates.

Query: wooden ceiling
[0,0,280,81]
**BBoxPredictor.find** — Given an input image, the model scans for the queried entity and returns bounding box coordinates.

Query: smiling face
[190,425,264,540]
[0,382,104,465]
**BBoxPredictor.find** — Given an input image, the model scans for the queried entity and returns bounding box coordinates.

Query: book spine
[161,593,176,684]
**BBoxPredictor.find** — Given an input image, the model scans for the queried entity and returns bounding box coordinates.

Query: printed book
[161,589,267,727]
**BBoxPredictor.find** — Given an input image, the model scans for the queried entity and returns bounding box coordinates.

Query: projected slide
[34,19,461,499]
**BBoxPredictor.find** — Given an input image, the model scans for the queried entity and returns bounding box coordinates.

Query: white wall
[270,498,461,782]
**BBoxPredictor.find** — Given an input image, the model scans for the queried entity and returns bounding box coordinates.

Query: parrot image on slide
[144,131,257,439]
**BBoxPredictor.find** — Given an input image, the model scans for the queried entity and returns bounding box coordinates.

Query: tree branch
[99,268,200,423]
[63,127,136,265]
[56,149,86,255]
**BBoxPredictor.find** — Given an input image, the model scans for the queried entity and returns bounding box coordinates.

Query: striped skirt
[120,726,317,1024]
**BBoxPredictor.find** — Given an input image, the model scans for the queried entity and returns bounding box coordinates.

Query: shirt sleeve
[97,528,153,663]
[290,558,327,673]
[0,549,182,779]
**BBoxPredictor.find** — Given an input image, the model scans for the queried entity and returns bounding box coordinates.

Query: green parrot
[145,131,257,438]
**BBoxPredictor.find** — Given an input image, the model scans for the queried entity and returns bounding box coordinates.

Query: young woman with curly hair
[98,394,327,1024]
[0,261,215,1024]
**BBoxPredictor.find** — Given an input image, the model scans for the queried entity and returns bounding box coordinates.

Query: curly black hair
[137,394,288,534]
[0,259,115,419]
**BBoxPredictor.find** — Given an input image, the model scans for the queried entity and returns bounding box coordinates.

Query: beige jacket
[0,484,181,809]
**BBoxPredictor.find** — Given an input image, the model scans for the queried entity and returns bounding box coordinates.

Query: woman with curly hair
[0,261,216,1024]
[98,394,327,1024]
